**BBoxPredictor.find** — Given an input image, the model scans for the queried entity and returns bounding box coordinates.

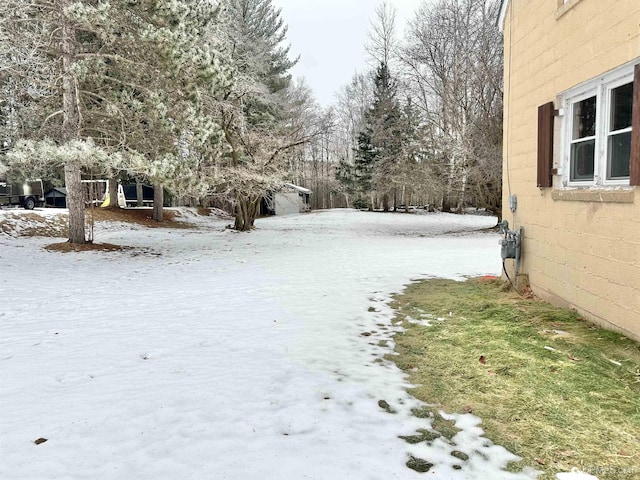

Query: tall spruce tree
[352,61,403,210]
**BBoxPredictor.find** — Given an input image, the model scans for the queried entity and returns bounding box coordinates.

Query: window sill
[555,0,584,19]
[551,189,634,203]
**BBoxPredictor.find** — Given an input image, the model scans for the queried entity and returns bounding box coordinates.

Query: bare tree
[401,0,503,214]
[366,2,398,68]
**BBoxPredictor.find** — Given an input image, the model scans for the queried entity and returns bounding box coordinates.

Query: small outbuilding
[44,187,68,208]
[261,183,312,216]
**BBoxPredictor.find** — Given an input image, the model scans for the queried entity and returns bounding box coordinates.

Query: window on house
[570,95,596,181]
[608,82,633,179]
[562,64,635,186]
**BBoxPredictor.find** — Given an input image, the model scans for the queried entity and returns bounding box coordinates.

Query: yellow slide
[100,185,127,208]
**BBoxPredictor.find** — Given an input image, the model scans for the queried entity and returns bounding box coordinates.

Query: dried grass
[1,206,203,255]
[0,212,68,238]
[0,207,197,240]
[87,207,192,229]
[44,242,133,253]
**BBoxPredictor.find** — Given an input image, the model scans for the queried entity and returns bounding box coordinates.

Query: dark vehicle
[122,183,154,207]
[0,179,45,210]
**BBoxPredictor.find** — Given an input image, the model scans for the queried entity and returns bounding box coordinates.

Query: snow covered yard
[1,209,541,479]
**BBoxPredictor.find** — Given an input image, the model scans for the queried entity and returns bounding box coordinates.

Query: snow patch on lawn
[0,208,67,237]
[1,209,546,479]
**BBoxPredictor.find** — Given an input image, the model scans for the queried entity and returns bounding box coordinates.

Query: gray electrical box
[498,220,522,261]
[501,237,517,259]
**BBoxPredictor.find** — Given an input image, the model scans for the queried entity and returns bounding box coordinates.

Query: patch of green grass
[389,278,640,480]
[406,456,433,473]
[399,428,441,444]
[430,412,461,440]
[451,450,469,461]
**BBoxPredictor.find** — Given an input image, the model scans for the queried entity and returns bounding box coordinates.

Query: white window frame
[560,62,635,188]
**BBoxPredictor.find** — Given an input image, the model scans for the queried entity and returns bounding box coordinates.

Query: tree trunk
[136,180,143,207]
[108,175,119,209]
[61,1,85,244]
[456,171,468,214]
[64,163,86,243]
[382,193,389,212]
[152,184,163,222]
[233,195,260,231]
[441,195,452,213]
[401,185,408,212]
[234,203,242,230]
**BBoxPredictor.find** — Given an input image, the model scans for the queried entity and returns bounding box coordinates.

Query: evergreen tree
[0,0,232,238]
[334,157,357,206]
[353,128,376,207]
[216,0,301,231]
[351,61,403,210]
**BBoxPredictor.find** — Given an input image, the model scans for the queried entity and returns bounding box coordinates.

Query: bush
[352,197,370,210]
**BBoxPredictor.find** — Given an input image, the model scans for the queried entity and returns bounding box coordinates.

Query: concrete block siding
[501,0,640,339]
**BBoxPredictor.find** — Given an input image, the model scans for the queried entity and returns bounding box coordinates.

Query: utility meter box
[501,237,517,259]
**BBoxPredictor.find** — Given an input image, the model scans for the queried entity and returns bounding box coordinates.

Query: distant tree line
[288,0,504,218]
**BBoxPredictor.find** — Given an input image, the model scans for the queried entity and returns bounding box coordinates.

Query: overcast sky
[271,0,427,107]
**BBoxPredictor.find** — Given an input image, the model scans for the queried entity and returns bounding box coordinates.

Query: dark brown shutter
[631,64,640,186]
[537,102,555,188]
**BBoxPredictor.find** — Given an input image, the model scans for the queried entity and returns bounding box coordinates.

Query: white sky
[271,0,428,106]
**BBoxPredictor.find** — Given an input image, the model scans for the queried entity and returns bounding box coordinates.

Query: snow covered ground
[0,209,545,479]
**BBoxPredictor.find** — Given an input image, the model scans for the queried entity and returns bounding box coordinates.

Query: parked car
[0,179,45,209]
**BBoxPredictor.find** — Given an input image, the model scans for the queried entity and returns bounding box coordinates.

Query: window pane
[572,96,596,139]
[570,139,595,181]
[610,82,633,132]
[608,131,631,179]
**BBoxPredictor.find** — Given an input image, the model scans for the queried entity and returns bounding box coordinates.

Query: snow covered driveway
[0,209,538,479]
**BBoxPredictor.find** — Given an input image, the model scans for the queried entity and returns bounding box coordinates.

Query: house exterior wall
[501,0,640,340]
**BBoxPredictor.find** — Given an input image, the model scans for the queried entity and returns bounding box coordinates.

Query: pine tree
[0,0,232,236]
[351,61,403,210]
